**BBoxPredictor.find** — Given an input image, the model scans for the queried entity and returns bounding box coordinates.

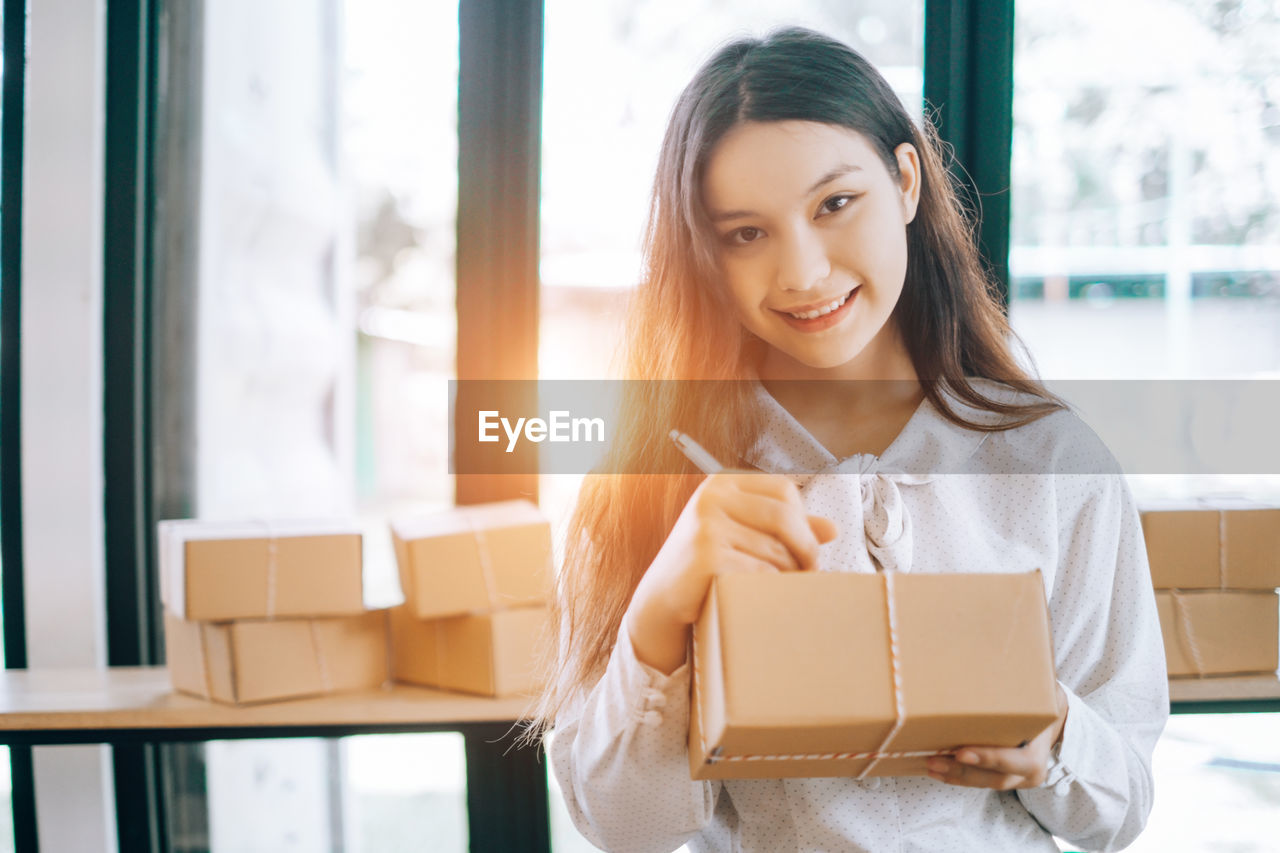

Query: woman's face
[701,120,920,381]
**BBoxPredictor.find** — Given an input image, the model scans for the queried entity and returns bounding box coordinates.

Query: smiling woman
[528,25,1169,853]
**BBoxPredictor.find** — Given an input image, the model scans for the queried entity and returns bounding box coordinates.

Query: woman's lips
[775,287,859,333]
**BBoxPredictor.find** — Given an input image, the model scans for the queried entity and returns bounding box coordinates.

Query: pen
[669,430,725,475]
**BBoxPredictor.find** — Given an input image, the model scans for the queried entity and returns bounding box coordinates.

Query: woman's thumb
[807,515,838,544]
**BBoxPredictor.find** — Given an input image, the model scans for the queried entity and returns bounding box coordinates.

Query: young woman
[531,27,1168,853]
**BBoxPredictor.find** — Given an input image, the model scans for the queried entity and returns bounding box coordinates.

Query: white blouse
[550,379,1170,853]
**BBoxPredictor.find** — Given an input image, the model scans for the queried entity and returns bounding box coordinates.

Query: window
[1123,713,1280,852]
[1010,0,1280,504]
[1011,0,1280,376]
[155,1,468,848]
[1012,4,1280,850]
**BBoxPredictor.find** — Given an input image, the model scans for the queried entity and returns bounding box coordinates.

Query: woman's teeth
[787,290,852,320]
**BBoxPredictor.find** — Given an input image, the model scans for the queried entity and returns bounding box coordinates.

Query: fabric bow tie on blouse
[796,455,935,575]
[744,381,999,576]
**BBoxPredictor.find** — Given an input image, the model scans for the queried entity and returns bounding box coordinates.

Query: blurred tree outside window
[1011,0,1280,505]
[344,0,467,850]
[1010,0,1279,376]
[349,0,458,527]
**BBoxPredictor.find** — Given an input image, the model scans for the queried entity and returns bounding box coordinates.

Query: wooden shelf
[1169,672,1280,706]
[1,666,1275,746]
[0,666,531,741]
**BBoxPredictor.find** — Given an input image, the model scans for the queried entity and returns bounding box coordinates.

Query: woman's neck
[757,323,921,420]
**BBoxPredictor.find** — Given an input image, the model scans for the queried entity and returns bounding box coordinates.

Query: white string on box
[251,518,281,619]
[248,514,281,614]
[380,612,395,688]
[309,620,334,692]
[1217,510,1227,590]
[197,622,214,700]
[465,513,500,609]
[435,620,447,687]
[1169,590,1207,677]
[858,570,907,779]
[227,625,243,703]
[713,747,953,763]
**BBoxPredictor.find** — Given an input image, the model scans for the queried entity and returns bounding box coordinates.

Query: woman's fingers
[690,471,837,575]
[926,759,1024,791]
[925,745,1046,790]
[713,474,826,570]
[808,514,838,543]
[722,496,821,570]
[718,548,793,575]
[723,523,803,572]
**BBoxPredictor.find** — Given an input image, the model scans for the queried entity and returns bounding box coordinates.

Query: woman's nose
[776,226,832,292]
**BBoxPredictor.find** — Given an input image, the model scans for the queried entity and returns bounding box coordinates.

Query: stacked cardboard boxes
[1141,502,1280,678]
[388,500,551,697]
[160,520,390,704]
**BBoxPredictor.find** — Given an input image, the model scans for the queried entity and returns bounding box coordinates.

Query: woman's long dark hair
[525,27,1066,740]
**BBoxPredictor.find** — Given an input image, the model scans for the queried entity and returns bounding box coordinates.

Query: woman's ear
[894,143,921,225]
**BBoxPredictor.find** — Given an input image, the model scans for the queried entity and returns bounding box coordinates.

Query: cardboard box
[1155,590,1279,677]
[166,610,390,704]
[158,519,366,620]
[1140,502,1280,590]
[389,604,549,697]
[392,500,551,619]
[690,571,1061,780]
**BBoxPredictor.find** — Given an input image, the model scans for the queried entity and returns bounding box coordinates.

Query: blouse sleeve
[1015,470,1170,852]
[549,623,721,853]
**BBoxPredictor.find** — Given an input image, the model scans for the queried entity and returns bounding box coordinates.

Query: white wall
[21,0,118,851]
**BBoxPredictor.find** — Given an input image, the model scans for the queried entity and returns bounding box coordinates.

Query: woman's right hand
[624,471,838,674]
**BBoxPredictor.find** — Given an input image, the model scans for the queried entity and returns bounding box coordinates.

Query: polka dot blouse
[550,379,1169,853]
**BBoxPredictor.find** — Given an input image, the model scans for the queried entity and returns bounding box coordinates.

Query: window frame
[1,0,35,847]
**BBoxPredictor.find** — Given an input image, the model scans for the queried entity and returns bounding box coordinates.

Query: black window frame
[1,0,37,849]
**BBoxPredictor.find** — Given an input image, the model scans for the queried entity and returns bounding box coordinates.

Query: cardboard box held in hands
[690,571,1061,780]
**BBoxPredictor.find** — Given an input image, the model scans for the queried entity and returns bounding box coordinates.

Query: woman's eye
[819,194,857,216]
[728,226,763,245]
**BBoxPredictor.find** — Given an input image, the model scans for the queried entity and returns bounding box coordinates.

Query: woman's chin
[762,347,872,379]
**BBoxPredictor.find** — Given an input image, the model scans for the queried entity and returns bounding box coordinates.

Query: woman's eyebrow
[707,164,864,223]
[804,163,863,195]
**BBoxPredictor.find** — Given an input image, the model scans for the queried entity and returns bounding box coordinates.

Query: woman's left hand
[925,683,1069,790]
